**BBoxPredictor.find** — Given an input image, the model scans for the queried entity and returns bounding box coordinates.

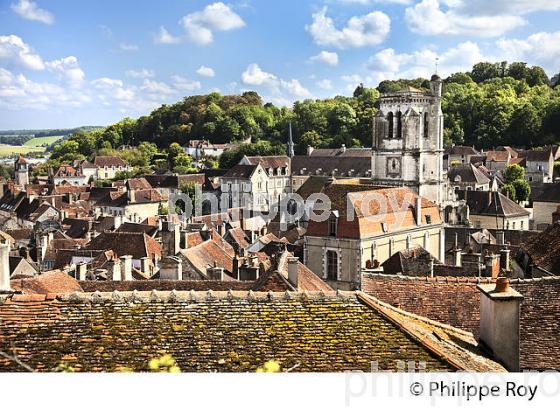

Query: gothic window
[326,250,338,280]
[387,112,394,139]
[396,111,403,139]
[423,112,429,139]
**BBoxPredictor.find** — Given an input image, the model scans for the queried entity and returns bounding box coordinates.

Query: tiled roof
[448,164,490,185]
[180,239,235,278]
[243,155,289,169]
[307,185,442,239]
[79,280,254,293]
[224,227,249,249]
[458,190,530,217]
[54,165,82,178]
[15,155,28,165]
[291,156,371,177]
[362,273,560,370]
[308,148,371,157]
[0,290,503,372]
[85,232,162,259]
[4,228,33,241]
[381,245,438,276]
[222,164,257,179]
[93,156,127,168]
[10,271,82,295]
[142,174,205,189]
[445,146,479,156]
[126,178,152,191]
[521,222,560,275]
[518,149,553,162]
[485,151,510,162]
[116,222,158,237]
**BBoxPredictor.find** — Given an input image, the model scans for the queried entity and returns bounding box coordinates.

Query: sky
[1,0,560,129]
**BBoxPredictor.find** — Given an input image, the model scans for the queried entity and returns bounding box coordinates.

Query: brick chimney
[287,257,299,288]
[477,278,523,371]
[0,242,12,293]
[120,255,133,281]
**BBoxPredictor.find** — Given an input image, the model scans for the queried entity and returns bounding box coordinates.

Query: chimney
[477,278,523,371]
[159,256,182,280]
[207,266,225,281]
[340,144,346,153]
[120,255,133,281]
[140,257,150,276]
[287,257,299,288]
[232,254,240,280]
[0,242,12,293]
[500,248,511,272]
[496,231,505,246]
[484,253,500,278]
[307,146,314,156]
[416,196,422,225]
[453,233,462,267]
[76,262,88,281]
[110,259,122,281]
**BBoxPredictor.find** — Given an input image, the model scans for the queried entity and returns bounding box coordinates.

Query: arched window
[423,112,429,139]
[396,111,403,139]
[387,112,394,139]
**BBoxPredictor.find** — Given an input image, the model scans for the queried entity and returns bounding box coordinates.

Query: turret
[430,74,442,98]
[287,122,295,158]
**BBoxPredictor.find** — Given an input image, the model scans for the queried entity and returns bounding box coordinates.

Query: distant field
[24,135,63,147]
[0,144,45,157]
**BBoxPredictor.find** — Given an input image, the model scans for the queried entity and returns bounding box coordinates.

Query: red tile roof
[10,271,83,295]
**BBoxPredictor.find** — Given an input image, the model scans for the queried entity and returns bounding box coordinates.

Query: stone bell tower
[14,155,29,187]
[371,74,445,205]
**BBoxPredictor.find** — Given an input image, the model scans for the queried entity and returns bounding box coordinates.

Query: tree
[471,62,501,83]
[504,164,525,184]
[501,183,517,202]
[512,179,531,203]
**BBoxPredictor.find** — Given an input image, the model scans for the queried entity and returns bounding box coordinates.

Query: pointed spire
[287,122,295,158]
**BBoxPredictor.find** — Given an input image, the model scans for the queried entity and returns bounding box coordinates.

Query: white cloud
[0,35,44,70]
[180,2,245,45]
[306,6,390,49]
[0,67,90,110]
[241,63,278,86]
[45,56,85,88]
[141,79,176,96]
[330,0,412,4]
[156,2,245,46]
[125,68,155,79]
[119,43,139,51]
[196,65,215,77]
[241,64,311,99]
[451,0,560,16]
[154,26,182,44]
[405,0,526,37]
[11,0,54,25]
[367,41,485,79]
[171,75,202,92]
[316,79,333,90]
[309,51,339,66]
[497,31,560,75]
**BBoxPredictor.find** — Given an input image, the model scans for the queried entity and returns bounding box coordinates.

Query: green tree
[512,179,531,203]
[504,164,525,184]
[501,183,517,202]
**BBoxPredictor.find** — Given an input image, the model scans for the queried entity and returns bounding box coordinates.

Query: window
[326,250,338,280]
[328,216,338,237]
[512,222,516,229]
[387,112,394,139]
[425,215,432,224]
[423,112,429,139]
[396,111,403,139]
[521,221,524,230]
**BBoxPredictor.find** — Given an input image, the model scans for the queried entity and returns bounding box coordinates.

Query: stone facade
[371,77,445,205]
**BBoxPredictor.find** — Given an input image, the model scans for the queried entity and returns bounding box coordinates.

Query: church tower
[14,155,29,187]
[371,74,445,204]
[287,122,295,158]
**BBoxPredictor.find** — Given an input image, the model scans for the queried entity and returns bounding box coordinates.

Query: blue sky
[1,0,560,129]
